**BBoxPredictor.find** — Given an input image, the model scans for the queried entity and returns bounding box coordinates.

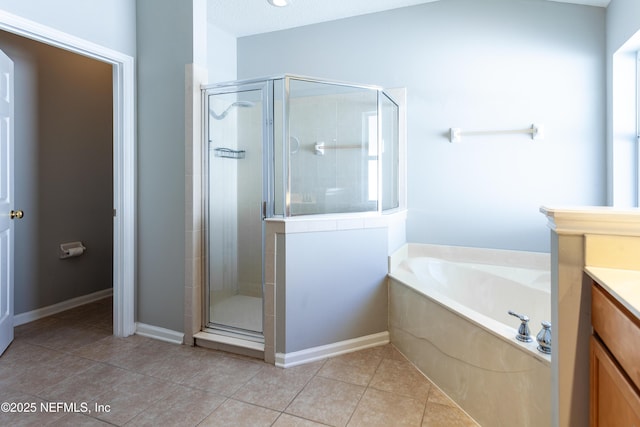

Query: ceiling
[207,0,611,38]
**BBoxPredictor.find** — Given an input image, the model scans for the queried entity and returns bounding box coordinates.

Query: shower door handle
[262,201,267,219]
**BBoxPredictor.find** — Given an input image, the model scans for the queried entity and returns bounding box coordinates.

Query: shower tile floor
[210,293,263,332]
[0,298,479,426]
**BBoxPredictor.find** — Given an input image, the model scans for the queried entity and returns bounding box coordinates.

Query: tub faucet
[536,321,551,354]
[508,310,532,342]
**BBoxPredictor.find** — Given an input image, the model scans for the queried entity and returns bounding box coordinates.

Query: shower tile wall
[236,105,263,298]
[209,97,239,295]
[288,91,378,215]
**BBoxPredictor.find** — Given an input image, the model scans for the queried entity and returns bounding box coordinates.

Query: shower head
[210,101,255,120]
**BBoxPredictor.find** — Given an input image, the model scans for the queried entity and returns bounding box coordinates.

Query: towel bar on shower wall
[449,124,544,143]
[314,141,365,156]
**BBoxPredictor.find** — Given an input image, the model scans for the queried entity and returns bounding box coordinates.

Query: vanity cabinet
[590,282,640,426]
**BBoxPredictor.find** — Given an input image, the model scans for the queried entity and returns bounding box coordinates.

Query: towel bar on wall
[449,124,544,143]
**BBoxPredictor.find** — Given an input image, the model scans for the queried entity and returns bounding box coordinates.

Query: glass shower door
[206,84,266,340]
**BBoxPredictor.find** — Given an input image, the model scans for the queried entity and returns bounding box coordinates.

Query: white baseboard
[14,288,113,326]
[136,322,184,345]
[275,331,390,368]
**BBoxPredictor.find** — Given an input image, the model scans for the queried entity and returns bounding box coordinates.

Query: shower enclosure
[203,75,400,343]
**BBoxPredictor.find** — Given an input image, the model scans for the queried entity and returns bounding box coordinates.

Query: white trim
[0,11,136,337]
[637,50,640,207]
[136,323,184,345]
[540,205,640,236]
[275,331,389,368]
[14,289,113,326]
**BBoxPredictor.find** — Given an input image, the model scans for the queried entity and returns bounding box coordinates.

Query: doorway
[0,12,135,338]
[0,30,113,325]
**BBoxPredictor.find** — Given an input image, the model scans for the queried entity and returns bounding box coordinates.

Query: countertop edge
[585,266,640,321]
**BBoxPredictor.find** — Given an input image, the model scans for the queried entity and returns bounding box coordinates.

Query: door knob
[9,210,23,219]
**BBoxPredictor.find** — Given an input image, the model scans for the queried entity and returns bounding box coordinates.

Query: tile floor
[0,298,479,426]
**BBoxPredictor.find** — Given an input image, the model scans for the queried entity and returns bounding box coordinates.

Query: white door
[0,48,15,356]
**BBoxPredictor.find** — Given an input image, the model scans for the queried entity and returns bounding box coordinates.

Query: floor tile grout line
[277,357,328,419]
[339,354,386,427]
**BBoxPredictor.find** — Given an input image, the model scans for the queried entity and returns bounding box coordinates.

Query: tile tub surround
[1,297,478,426]
[388,244,552,426]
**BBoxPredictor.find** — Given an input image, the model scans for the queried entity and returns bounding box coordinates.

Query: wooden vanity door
[590,336,640,427]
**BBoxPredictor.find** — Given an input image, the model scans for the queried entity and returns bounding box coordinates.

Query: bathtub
[388,244,551,426]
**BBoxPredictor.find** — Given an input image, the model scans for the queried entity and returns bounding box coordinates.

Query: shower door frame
[202,79,274,341]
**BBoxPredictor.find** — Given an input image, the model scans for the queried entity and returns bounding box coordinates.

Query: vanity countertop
[585,266,640,320]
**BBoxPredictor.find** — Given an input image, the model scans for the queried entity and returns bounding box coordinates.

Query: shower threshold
[194,329,265,359]
[205,324,264,343]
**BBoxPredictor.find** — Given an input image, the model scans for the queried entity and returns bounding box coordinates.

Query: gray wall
[279,228,388,353]
[0,0,136,56]
[238,0,607,253]
[136,0,203,331]
[0,31,113,314]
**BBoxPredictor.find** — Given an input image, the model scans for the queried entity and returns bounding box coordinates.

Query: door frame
[0,11,136,336]
[202,81,270,339]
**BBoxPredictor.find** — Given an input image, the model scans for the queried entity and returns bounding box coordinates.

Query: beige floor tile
[328,347,385,367]
[233,361,322,411]
[348,388,425,427]
[38,363,132,402]
[92,389,161,425]
[378,344,409,361]
[0,340,61,366]
[272,413,330,426]
[199,398,280,427]
[72,335,140,363]
[93,372,175,425]
[91,370,178,424]
[49,413,114,426]
[316,358,378,387]
[89,314,114,332]
[13,316,63,340]
[17,318,111,352]
[181,354,265,396]
[114,370,176,396]
[106,343,174,374]
[422,402,479,427]
[140,343,215,382]
[125,385,226,426]
[52,299,111,324]
[0,389,67,426]
[369,358,432,402]
[0,351,98,395]
[427,385,458,408]
[141,350,209,383]
[6,299,476,427]
[317,347,386,387]
[285,376,365,427]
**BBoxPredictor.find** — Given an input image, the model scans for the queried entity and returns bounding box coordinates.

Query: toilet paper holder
[59,241,86,259]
